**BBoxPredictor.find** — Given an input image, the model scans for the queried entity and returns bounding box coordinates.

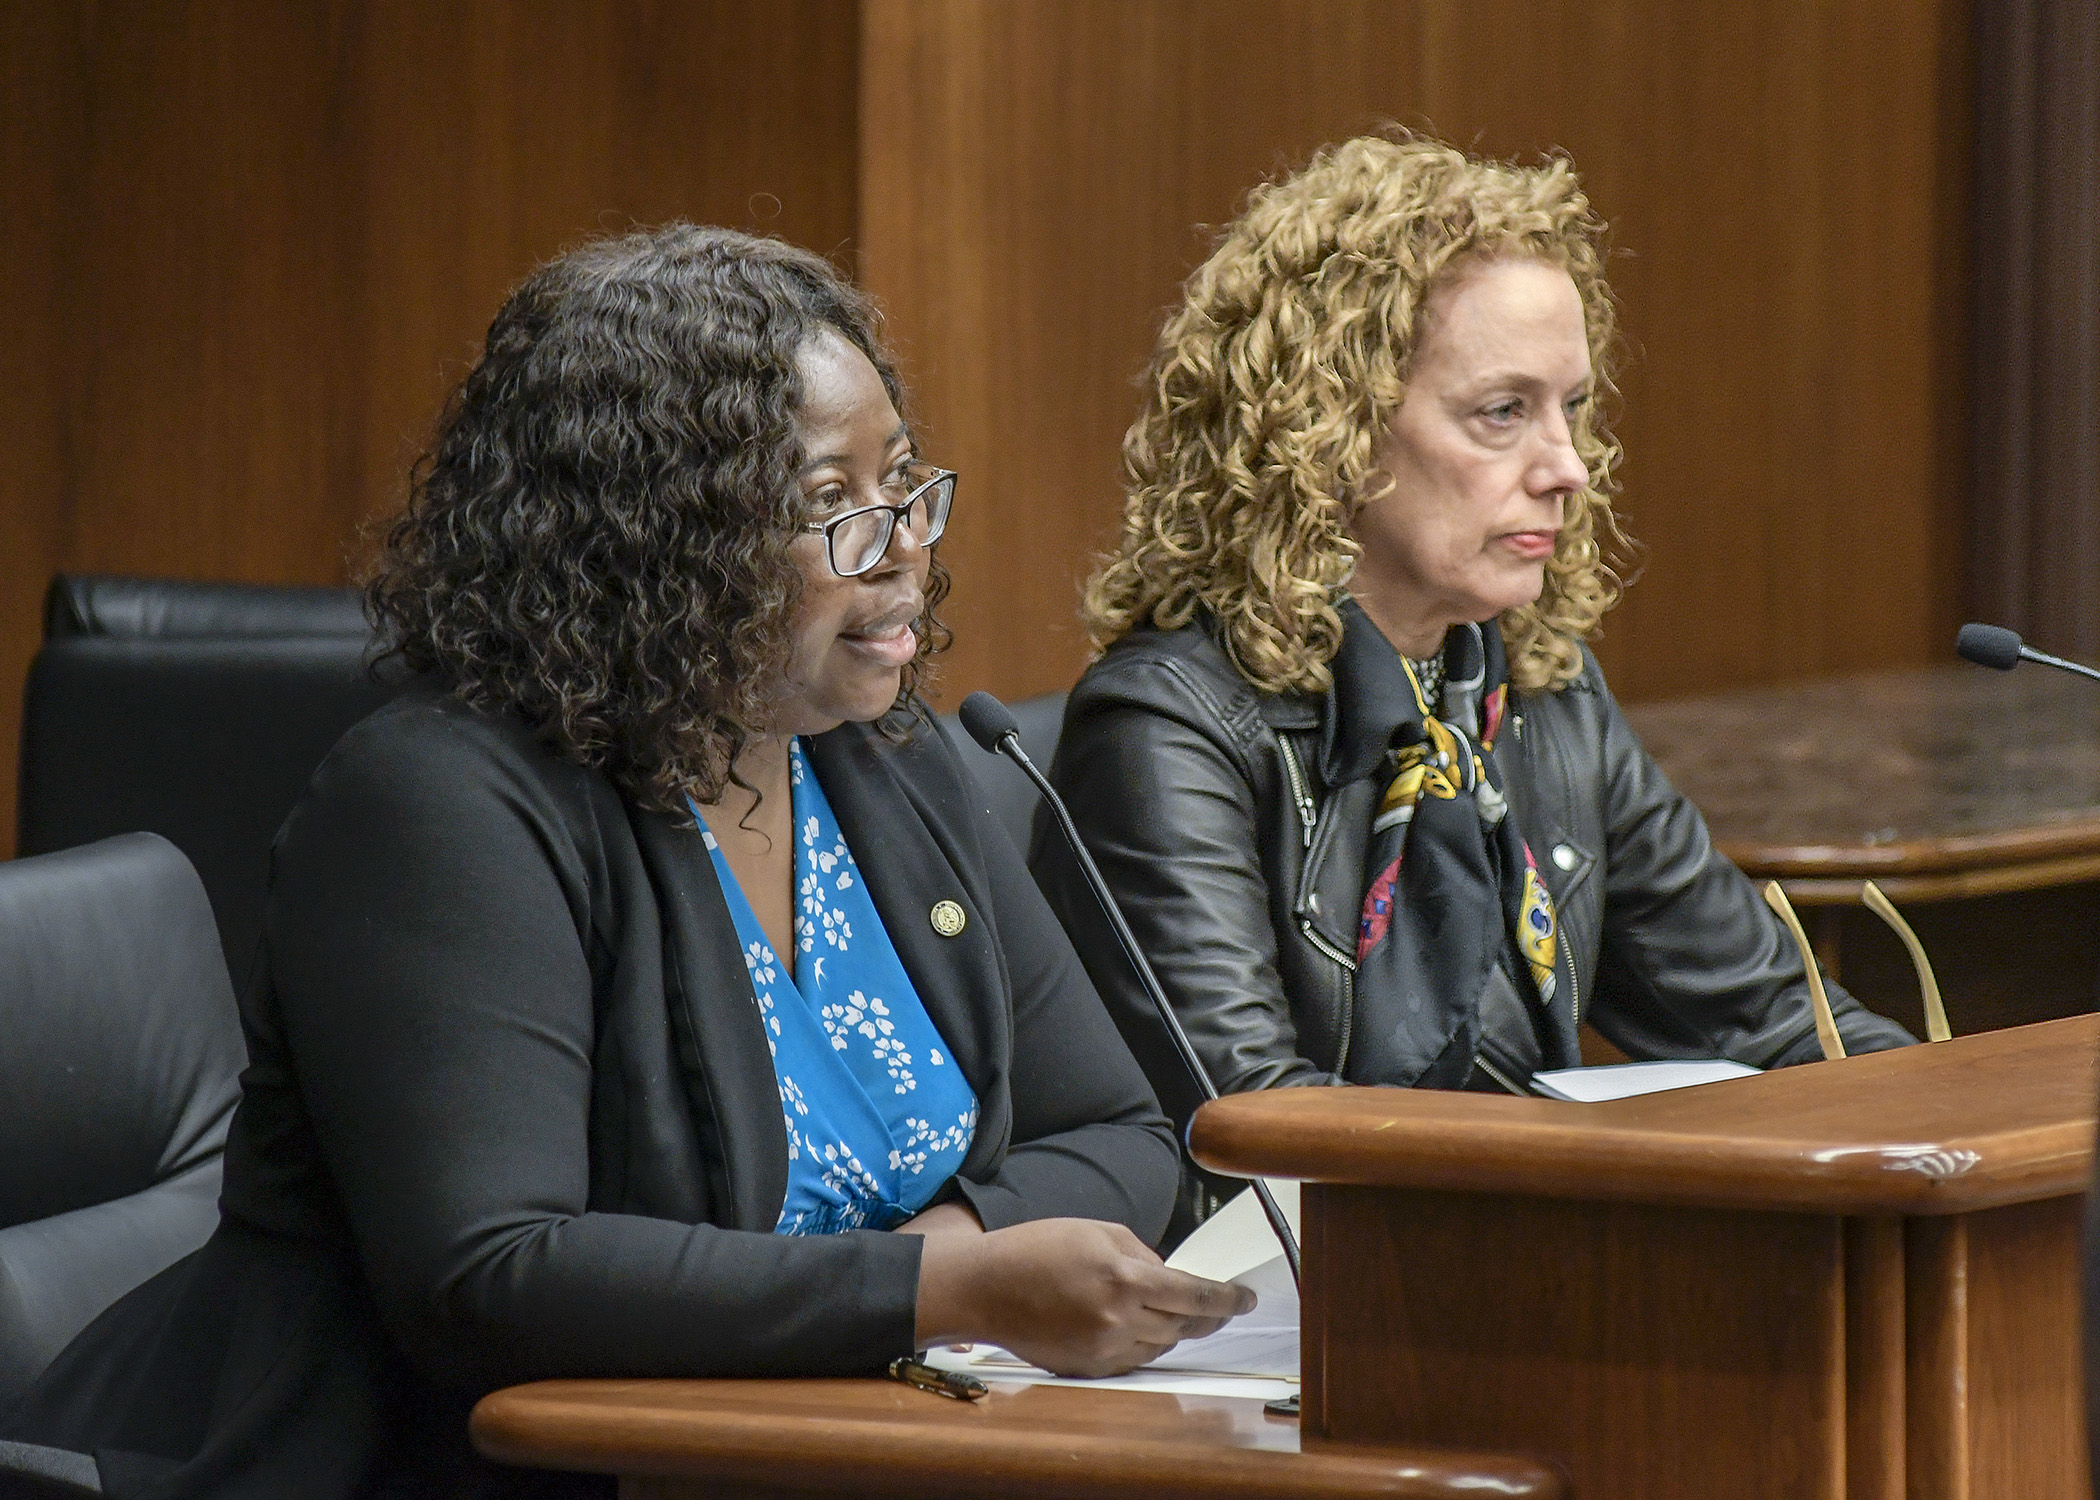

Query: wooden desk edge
[1746,851,2100,905]
[470,1380,1570,1499]
[1190,1113,2092,1216]
[1190,1020,2099,1216]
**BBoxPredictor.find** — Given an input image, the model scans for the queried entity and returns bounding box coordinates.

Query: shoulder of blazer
[1072,624,1319,755]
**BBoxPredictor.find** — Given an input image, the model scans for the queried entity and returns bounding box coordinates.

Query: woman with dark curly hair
[8,224,1246,1497]
[1031,136,1912,1235]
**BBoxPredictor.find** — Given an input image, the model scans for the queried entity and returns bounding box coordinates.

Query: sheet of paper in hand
[927,1180,1301,1397]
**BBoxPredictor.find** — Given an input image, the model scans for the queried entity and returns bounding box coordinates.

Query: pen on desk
[887,1355,987,1401]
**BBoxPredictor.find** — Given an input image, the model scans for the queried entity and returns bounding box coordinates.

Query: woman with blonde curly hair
[1032,136,1909,1234]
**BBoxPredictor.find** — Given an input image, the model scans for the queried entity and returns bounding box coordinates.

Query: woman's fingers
[1141,1264,1259,1321]
[926,1217,1261,1376]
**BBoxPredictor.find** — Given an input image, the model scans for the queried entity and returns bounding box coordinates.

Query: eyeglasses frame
[799,466,957,578]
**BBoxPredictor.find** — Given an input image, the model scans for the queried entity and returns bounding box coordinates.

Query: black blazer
[10,686,1177,1498]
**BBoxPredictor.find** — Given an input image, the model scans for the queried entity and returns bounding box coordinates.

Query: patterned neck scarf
[1353,617,1559,1089]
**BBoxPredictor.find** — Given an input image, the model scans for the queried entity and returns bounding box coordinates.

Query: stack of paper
[1530,1058,1759,1102]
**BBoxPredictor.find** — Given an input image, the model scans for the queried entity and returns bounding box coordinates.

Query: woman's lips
[840,609,921,666]
[1498,530,1558,561]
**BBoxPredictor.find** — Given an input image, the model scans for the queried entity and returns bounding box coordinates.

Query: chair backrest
[938,690,1068,857]
[42,573,372,641]
[0,833,243,1409]
[18,575,399,981]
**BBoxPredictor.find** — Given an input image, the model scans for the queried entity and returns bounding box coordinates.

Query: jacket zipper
[1278,736,1317,849]
[1279,734,1356,1074]
[1473,1052,1527,1097]
[1565,934,1580,1031]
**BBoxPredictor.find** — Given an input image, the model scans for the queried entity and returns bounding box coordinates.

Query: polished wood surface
[1308,1185,1853,1498]
[1906,1198,2088,1499]
[1626,664,2100,898]
[1192,1014,2098,1214]
[1215,1018,2093,1498]
[470,1377,1566,1499]
[1301,1185,2087,1498]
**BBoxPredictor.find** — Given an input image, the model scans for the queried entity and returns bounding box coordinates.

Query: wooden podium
[1191,1015,2100,1500]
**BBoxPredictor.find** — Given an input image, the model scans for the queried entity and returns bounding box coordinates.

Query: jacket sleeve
[258,705,922,1392]
[1030,672,1335,1144]
[1585,673,1917,1065]
[944,754,1182,1245]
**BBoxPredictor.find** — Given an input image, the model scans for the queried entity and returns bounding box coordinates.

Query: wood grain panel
[0,2,88,858]
[1,0,857,857]
[1846,1217,1909,1500]
[1900,1206,2083,1499]
[1960,1198,2087,1497]
[1309,1184,1847,1498]
[857,0,1970,710]
[1905,1214,1971,1499]
[3,0,1974,854]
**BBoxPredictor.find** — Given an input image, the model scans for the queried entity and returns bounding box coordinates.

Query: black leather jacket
[1030,621,1914,1162]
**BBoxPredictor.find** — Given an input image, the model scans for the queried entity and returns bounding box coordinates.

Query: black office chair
[0,834,244,1496]
[17,575,400,982]
[938,690,1068,857]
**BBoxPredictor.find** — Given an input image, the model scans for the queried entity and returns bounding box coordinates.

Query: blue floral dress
[696,740,978,1235]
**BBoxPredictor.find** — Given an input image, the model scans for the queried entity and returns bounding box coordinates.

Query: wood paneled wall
[861,0,1973,709]
[0,0,858,855]
[3,0,1968,856]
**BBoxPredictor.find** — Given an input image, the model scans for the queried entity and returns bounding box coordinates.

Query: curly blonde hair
[1084,134,1632,696]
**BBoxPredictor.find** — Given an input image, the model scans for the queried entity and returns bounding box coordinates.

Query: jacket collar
[807,718,1012,1178]
[632,714,1013,1233]
[629,806,790,1233]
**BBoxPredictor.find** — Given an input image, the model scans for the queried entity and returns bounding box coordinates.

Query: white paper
[1530,1058,1759,1102]
[920,1345,1298,1402]
[934,1183,1304,1395]
[1163,1179,1299,1282]
[1145,1252,1298,1378]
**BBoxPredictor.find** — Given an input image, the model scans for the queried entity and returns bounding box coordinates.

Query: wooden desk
[1193,1014,2099,1500]
[1626,664,2100,1031]
[471,1376,1567,1498]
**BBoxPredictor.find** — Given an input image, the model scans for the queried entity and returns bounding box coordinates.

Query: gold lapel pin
[930,900,967,938]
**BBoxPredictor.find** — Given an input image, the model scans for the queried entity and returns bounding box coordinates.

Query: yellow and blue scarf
[1353,616,1559,1088]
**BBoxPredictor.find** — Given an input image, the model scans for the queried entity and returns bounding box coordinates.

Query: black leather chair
[17,575,398,982]
[938,690,1068,857]
[0,834,243,1495]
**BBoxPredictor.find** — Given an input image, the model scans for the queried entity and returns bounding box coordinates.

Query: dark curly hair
[367,223,949,814]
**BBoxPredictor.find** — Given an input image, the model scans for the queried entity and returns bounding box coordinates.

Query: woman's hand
[910,1217,1256,1378]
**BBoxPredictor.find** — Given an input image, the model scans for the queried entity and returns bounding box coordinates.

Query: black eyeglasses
[801,465,956,577]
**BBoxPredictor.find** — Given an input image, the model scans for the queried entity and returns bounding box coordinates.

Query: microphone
[957,691,1302,1283]
[1956,623,2100,685]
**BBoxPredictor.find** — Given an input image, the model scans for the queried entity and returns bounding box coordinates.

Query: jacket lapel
[807,720,1013,1175]
[627,806,791,1233]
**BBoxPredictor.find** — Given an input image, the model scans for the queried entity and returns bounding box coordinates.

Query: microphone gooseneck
[1956,623,2100,685]
[957,691,1303,1284]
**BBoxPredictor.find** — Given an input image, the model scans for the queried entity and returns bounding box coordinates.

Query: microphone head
[1956,622,2024,671]
[957,691,1020,753]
